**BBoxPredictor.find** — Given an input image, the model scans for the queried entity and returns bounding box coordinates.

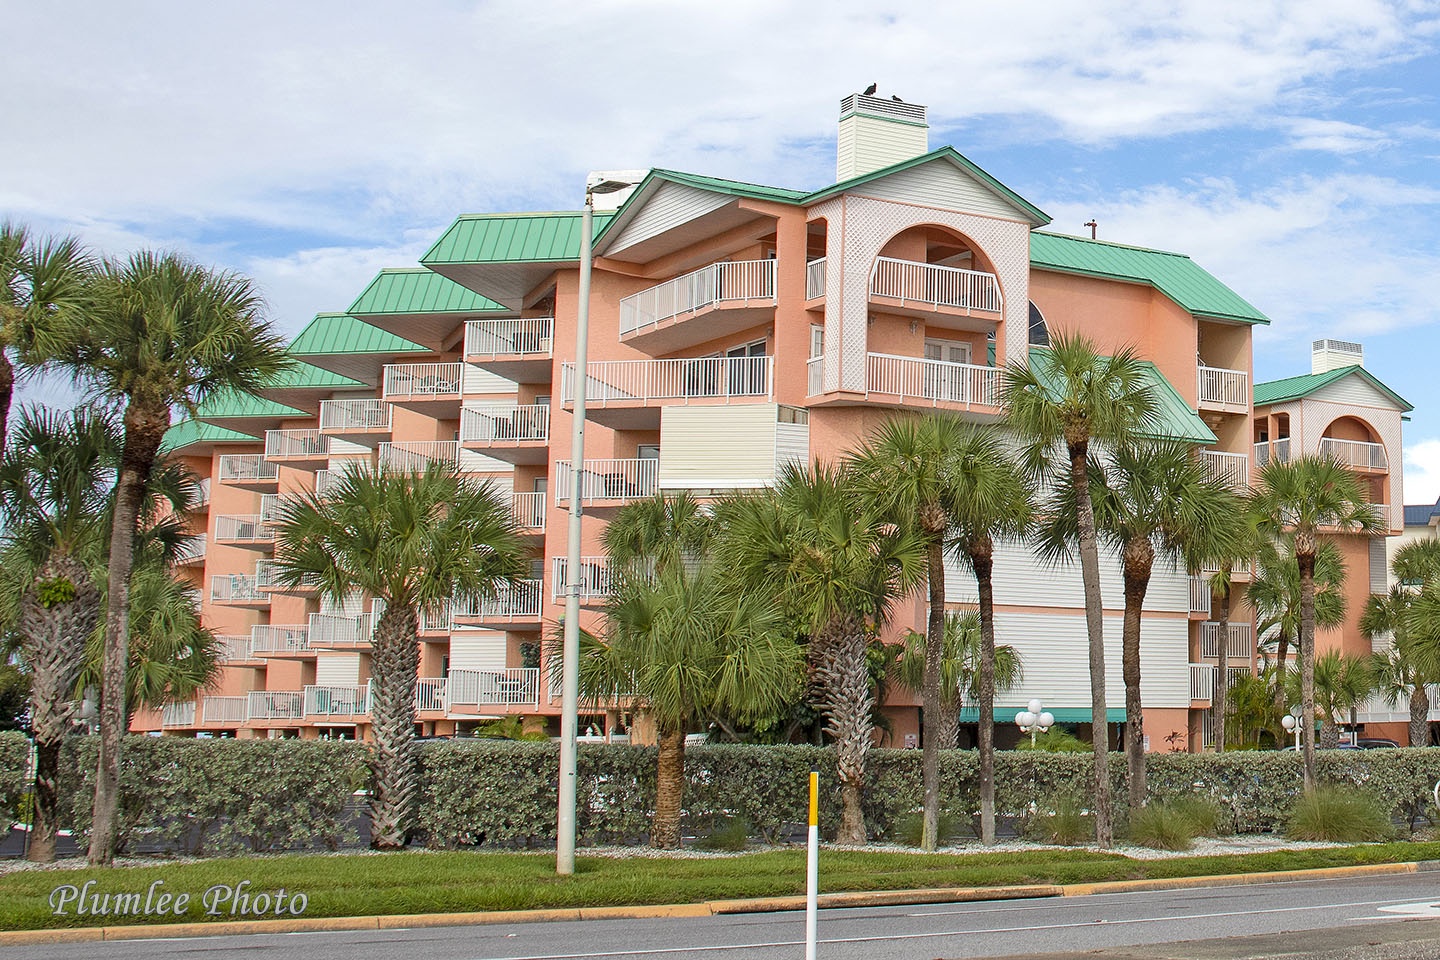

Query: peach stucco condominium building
[136,93,1415,751]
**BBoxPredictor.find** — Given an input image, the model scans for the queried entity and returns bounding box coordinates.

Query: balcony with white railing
[210,574,268,606]
[315,462,372,499]
[869,257,1002,316]
[218,454,279,490]
[377,440,460,472]
[161,701,196,727]
[464,316,553,371]
[250,624,310,655]
[415,677,447,713]
[451,580,543,625]
[418,602,452,635]
[1200,622,1253,661]
[806,258,826,301]
[807,356,824,396]
[459,405,550,463]
[1190,663,1217,703]
[254,560,318,594]
[318,399,392,441]
[306,612,374,648]
[201,696,249,725]
[561,357,772,419]
[861,353,1001,412]
[215,635,255,662]
[619,259,776,347]
[248,689,304,721]
[551,556,614,604]
[213,514,275,548]
[1319,437,1388,471]
[191,477,211,509]
[448,668,540,707]
[382,362,464,417]
[1196,366,1249,414]
[174,534,207,566]
[304,683,371,718]
[1189,576,1212,616]
[553,458,658,506]
[264,429,327,463]
[512,492,546,533]
[1255,437,1292,467]
[1201,449,1249,490]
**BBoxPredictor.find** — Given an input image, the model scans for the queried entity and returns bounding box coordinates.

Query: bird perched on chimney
[862,83,877,96]
[892,94,904,102]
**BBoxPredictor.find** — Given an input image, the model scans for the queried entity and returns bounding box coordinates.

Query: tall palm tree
[1285,651,1375,747]
[273,461,526,848]
[31,251,287,865]
[1251,455,1381,789]
[0,222,93,450]
[1251,539,1349,677]
[573,562,801,848]
[1196,500,1263,757]
[1002,333,1159,846]
[893,610,1024,751]
[602,490,713,580]
[716,461,925,843]
[1038,439,1241,808]
[1363,539,1440,747]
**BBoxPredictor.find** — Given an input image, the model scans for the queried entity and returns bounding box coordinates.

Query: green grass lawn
[3,842,1440,932]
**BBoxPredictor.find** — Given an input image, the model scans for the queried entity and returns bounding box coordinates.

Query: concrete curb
[1,859,1430,945]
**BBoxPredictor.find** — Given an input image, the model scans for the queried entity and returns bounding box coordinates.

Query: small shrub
[696,817,751,851]
[1029,800,1091,845]
[1128,802,1198,851]
[1014,728,1091,754]
[1286,786,1393,843]
[1169,796,1222,836]
[888,810,966,847]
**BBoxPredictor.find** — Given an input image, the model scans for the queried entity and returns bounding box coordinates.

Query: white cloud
[1404,439,1440,506]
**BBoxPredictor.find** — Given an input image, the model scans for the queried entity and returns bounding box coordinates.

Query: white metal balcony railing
[415,678,447,712]
[460,404,550,443]
[201,695,249,725]
[807,356,824,396]
[314,462,372,498]
[447,667,541,706]
[192,477,211,508]
[619,259,776,336]
[1319,437,1387,470]
[383,362,463,400]
[1201,449,1249,489]
[218,454,279,484]
[866,353,1001,408]
[377,441,459,472]
[265,429,327,460]
[248,690,304,721]
[1200,622,1253,661]
[512,492,546,531]
[464,317,553,358]
[161,701,196,727]
[1254,438,1292,467]
[306,612,375,647]
[1189,576,1212,616]
[551,556,614,602]
[254,560,319,591]
[250,624,310,654]
[215,635,253,662]
[174,534,207,565]
[183,587,203,609]
[210,574,266,603]
[561,357,773,405]
[1190,663,1217,702]
[259,493,284,522]
[319,399,392,432]
[1196,366,1249,409]
[418,602,452,634]
[304,683,371,717]
[451,580,543,622]
[213,514,275,543]
[553,458,659,504]
[869,257,1002,313]
[806,258,826,300]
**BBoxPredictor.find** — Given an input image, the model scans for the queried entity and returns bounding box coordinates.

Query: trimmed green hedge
[6,737,1440,853]
[0,731,29,828]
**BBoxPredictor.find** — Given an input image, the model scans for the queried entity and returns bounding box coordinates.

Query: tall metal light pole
[558,176,634,876]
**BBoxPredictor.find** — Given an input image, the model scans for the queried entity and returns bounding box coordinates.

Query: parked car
[1355,737,1401,749]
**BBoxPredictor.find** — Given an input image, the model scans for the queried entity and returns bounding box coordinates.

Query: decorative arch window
[1028,301,1050,346]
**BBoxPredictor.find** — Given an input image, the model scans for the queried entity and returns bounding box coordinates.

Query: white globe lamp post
[1015,698,1055,748]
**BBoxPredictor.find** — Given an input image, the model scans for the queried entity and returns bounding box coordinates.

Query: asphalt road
[9,873,1440,960]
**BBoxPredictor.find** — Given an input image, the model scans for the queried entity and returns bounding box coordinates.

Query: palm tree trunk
[1273,632,1291,718]
[368,602,420,849]
[1319,718,1340,748]
[812,612,874,844]
[1214,580,1231,753]
[973,539,999,846]
[1410,684,1430,748]
[936,702,960,752]
[652,725,686,849]
[1121,539,1154,811]
[89,403,167,866]
[920,539,946,852]
[0,350,12,454]
[1069,440,1113,848]
[21,555,101,863]
[1297,546,1318,793]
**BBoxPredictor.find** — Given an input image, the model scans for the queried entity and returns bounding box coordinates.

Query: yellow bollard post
[805,769,819,960]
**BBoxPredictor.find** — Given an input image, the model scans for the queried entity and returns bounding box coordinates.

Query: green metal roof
[1027,347,1218,444]
[348,268,506,316]
[1030,232,1269,325]
[193,389,305,421]
[287,313,427,356]
[159,419,257,454]
[263,360,364,390]
[1254,365,1413,411]
[421,211,617,266]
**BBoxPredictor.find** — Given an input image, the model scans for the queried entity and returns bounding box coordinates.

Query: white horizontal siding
[607,182,734,256]
[319,591,366,617]
[776,422,809,470]
[315,653,362,686]
[857,158,1022,220]
[449,630,507,672]
[945,539,1189,613]
[1311,376,1404,411]
[1370,538,1388,594]
[458,449,513,475]
[837,115,928,181]
[327,440,371,458]
[658,404,781,490]
[462,363,515,396]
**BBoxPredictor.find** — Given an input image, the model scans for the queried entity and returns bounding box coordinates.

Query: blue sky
[4,1,1440,497]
